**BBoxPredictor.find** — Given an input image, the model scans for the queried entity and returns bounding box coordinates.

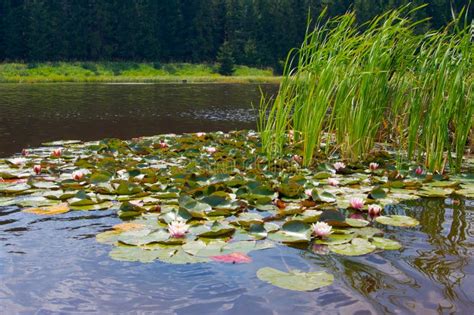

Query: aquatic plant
[3,131,474,290]
[259,5,473,172]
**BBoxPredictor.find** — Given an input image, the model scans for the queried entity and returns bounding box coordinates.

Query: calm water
[1,84,473,314]
[0,83,277,157]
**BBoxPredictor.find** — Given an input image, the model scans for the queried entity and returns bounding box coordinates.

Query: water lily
[327,178,339,186]
[159,140,168,149]
[168,220,189,238]
[196,132,206,137]
[305,189,313,197]
[52,149,62,157]
[369,162,379,171]
[312,221,333,238]
[349,197,364,210]
[21,149,29,156]
[292,155,302,164]
[333,162,346,171]
[33,165,42,175]
[206,147,217,154]
[9,158,27,166]
[368,204,382,217]
[415,166,423,175]
[72,170,84,181]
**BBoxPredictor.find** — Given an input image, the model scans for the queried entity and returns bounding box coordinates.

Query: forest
[0,0,471,71]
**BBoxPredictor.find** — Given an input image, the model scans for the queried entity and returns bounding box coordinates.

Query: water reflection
[0,83,277,157]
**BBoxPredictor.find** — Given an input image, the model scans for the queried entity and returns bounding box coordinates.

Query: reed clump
[259,6,473,173]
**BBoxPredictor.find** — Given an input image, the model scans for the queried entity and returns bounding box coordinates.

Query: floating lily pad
[23,202,69,215]
[371,237,402,250]
[375,215,420,227]
[256,267,334,291]
[329,238,376,256]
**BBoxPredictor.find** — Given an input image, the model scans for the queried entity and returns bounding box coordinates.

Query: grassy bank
[0,62,279,83]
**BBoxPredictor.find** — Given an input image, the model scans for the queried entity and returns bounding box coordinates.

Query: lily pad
[256,267,334,291]
[329,238,376,256]
[375,215,420,227]
[371,237,402,250]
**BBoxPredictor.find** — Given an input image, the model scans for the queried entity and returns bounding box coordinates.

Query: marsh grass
[0,62,277,83]
[259,5,473,172]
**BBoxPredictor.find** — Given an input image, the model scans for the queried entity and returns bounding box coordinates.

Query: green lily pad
[375,215,420,227]
[329,238,376,256]
[371,237,402,250]
[256,267,334,291]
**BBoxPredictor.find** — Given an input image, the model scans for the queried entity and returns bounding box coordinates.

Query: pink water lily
[368,204,382,217]
[305,189,313,197]
[159,140,168,149]
[196,132,206,137]
[333,162,346,171]
[369,162,379,171]
[52,149,62,157]
[21,149,29,156]
[312,221,333,237]
[168,220,189,238]
[292,155,302,164]
[327,178,339,186]
[415,166,423,175]
[33,165,42,175]
[349,197,364,210]
[206,147,217,154]
[72,170,84,181]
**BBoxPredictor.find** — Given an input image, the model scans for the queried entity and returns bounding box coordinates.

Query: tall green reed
[259,5,473,172]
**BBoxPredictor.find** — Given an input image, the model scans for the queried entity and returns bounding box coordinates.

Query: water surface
[0,84,473,314]
[0,83,276,157]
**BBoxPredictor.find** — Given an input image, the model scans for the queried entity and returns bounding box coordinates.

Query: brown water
[0,84,473,314]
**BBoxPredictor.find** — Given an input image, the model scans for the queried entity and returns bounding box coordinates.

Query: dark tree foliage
[217,40,235,75]
[0,0,471,69]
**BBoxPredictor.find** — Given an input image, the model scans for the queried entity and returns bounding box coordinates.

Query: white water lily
[72,170,84,181]
[333,162,346,171]
[168,220,190,238]
[9,158,27,166]
[206,147,217,154]
[369,162,379,171]
[368,204,382,216]
[196,132,206,137]
[312,221,332,237]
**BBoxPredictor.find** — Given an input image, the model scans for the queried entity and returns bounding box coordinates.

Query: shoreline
[0,76,281,84]
[0,62,280,84]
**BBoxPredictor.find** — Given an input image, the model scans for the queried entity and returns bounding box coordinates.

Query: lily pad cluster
[1,130,472,291]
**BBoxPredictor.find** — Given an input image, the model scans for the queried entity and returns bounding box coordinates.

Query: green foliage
[217,41,235,76]
[0,62,275,83]
[0,1,470,68]
[259,5,473,173]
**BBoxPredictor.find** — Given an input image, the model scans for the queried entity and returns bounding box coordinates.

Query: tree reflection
[410,198,472,301]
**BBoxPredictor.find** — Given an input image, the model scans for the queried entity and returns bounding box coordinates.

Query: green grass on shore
[0,62,279,83]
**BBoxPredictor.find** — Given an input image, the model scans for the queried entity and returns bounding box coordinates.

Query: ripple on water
[1,198,474,313]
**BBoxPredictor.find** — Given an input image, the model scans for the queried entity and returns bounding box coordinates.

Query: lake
[0,83,277,157]
[0,84,473,314]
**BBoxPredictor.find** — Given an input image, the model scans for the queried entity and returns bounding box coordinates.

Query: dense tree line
[0,0,471,71]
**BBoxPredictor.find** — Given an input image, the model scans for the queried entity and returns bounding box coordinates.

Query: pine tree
[217,41,235,76]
